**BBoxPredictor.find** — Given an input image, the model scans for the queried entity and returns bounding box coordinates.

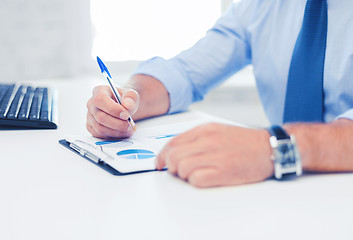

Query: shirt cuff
[336,109,353,121]
[132,57,193,114]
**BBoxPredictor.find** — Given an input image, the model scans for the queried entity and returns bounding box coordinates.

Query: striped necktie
[283,0,328,123]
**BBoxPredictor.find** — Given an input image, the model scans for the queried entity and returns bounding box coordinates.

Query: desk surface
[1,79,353,240]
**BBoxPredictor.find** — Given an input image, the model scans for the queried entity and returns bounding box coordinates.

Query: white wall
[221,0,235,12]
[0,0,245,83]
[0,0,93,82]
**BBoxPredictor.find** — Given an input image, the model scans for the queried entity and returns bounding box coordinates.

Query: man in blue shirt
[86,0,353,187]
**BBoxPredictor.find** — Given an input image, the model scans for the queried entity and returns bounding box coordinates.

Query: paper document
[62,112,238,174]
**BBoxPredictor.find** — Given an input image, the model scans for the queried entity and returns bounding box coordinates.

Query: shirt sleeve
[132,1,254,114]
[336,109,353,121]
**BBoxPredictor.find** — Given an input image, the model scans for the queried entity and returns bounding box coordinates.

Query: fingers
[120,88,139,115]
[155,124,213,169]
[87,100,131,131]
[86,122,105,139]
[91,86,128,119]
[86,112,134,138]
[160,141,214,174]
[155,126,220,186]
[91,85,138,117]
[176,156,217,180]
[154,123,237,188]
[155,137,197,171]
[86,85,139,139]
[156,141,222,187]
[188,168,221,188]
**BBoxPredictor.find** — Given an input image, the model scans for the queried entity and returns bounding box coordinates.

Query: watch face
[278,143,289,154]
[268,129,302,179]
[276,140,295,164]
[271,137,302,178]
[282,148,296,165]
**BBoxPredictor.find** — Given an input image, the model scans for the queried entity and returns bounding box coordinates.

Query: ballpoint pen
[96,56,136,131]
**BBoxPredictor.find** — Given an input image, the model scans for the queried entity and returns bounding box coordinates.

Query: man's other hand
[156,123,274,188]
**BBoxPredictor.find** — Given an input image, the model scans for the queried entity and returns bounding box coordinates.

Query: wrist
[259,129,275,178]
[126,74,170,120]
[284,119,353,173]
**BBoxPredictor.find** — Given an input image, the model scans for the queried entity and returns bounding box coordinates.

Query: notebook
[0,83,58,129]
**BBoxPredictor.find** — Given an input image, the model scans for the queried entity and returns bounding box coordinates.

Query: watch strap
[267,125,290,140]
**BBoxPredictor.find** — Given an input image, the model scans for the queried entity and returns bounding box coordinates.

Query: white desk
[1,79,353,240]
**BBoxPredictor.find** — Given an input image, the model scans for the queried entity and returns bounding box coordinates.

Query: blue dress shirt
[133,0,353,125]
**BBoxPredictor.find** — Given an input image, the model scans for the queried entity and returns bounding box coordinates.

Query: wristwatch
[267,125,302,180]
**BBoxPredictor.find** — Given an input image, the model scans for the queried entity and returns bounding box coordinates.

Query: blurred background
[0,0,269,127]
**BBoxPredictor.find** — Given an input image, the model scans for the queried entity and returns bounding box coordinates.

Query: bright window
[90,0,222,61]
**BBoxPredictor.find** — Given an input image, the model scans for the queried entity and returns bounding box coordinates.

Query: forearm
[124,74,170,120]
[284,119,353,172]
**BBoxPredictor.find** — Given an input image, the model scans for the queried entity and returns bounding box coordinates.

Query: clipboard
[58,112,238,176]
[59,139,158,175]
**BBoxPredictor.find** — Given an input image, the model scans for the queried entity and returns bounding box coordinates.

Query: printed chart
[150,134,178,140]
[117,149,156,160]
[95,140,133,148]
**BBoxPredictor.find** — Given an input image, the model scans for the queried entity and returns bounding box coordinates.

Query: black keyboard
[0,83,58,129]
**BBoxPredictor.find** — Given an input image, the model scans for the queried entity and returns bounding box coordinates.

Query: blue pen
[96,56,136,131]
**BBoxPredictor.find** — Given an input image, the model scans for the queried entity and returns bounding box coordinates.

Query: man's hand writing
[86,85,139,139]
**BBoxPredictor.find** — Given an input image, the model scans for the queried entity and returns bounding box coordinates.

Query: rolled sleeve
[132,1,255,114]
[336,109,353,121]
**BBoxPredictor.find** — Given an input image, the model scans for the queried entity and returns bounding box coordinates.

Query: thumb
[119,88,139,115]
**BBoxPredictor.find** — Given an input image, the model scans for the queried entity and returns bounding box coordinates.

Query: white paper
[66,112,238,173]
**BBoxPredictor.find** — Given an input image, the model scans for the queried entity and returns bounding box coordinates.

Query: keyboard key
[18,87,33,120]
[7,86,24,119]
[0,85,10,103]
[29,87,43,120]
[40,88,49,121]
[0,84,15,118]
